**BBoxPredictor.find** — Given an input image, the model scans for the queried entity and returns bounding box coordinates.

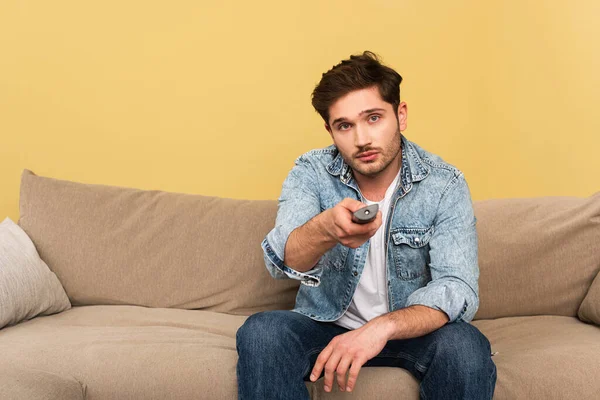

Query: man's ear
[397,102,408,131]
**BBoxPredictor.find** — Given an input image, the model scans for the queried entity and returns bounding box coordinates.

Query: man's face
[326,86,408,179]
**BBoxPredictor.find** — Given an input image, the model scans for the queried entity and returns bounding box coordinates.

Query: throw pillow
[0,217,71,330]
[579,271,600,326]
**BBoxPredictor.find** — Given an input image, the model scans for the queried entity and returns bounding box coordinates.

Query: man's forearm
[284,212,337,273]
[374,305,450,341]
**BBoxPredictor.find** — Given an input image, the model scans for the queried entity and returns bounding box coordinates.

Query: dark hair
[311,51,403,126]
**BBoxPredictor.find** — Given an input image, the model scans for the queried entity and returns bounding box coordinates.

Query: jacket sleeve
[405,171,480,323]
[261,155,325,287]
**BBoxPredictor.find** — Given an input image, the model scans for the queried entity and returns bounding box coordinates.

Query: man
[236,51,497,399]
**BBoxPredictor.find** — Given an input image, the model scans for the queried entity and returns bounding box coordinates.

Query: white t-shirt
[334,170,401,330]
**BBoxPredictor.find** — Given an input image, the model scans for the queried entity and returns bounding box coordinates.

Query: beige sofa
[1,169,599,399]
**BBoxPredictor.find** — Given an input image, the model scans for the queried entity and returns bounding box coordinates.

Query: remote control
[352,204,379,224]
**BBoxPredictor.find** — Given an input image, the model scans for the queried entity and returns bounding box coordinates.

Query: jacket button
[353,271,358,276]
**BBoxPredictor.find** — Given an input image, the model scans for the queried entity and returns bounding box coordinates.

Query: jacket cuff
[261,232,322,287]
[405,283,475,323]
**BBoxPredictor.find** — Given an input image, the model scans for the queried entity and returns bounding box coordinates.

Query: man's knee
[236,310,302,354]
[429,321,494,375]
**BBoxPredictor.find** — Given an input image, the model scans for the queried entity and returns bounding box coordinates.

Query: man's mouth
[356,151,379,161]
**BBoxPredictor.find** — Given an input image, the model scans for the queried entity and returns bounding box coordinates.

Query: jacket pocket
[390,226,434,280]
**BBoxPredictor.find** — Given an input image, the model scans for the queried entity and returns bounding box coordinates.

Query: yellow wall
[1,1,599,223]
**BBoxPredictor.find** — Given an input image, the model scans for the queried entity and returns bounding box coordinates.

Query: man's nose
[354,123,372,148]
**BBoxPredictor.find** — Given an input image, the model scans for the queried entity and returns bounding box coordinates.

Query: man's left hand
[309,317,391,393]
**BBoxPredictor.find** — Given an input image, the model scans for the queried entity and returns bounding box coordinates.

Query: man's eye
[339,123,350,130]
[369,115,380,122]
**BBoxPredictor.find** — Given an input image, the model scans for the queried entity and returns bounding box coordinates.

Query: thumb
[340,198,367,213]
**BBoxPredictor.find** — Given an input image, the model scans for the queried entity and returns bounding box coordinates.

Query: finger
[323,349,343,392]
[310,344,333,382]
[346,358,366,392]
[341,197,366,213]
[336,355,353,392]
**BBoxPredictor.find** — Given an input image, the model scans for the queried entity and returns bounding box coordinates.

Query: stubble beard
[345,128,402,178]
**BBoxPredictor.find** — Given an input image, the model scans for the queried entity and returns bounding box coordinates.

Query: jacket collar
[326,133,430,188]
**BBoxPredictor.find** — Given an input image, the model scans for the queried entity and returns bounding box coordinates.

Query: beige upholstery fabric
[310,368,419,400]
[473,192,600,319]
[472,316,600,400]
[0,217,71,330]
[0,306,598,399]
[18,169,299,315]
[0,365,85,400]
[579,271,600,325]
[0,305,244,399]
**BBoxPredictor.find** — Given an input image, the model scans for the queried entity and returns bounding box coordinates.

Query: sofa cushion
[0,305,245,399]
[579,271,600,325]
[471,316,600,400]
[473,192,600,319]
[309,368,419,399]
[18,169,299,314]
[0,365,86,400]
[0,216,71,330]
[1,306,598,400]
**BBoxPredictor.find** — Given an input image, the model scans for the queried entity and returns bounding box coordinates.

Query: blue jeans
[236,310,496,400]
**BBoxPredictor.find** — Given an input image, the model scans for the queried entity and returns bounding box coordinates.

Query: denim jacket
[261,133,479,324]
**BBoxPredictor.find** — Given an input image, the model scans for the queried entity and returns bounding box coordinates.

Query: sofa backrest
[473,192,600,319]
[18,169,600,319]
[18,169,299,315]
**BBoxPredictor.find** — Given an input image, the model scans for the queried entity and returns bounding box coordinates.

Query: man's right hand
[320,198,383,249]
